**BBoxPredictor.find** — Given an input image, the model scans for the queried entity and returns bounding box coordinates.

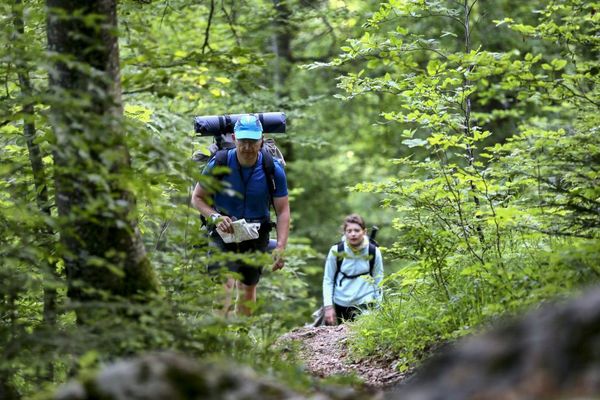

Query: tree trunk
[272,0,293,92]
[462,0,485,245]
[46,0,158,313]
[0,293,20,400]
[12,0,58,381]
[272,0,294,163]
[0,368,19,400]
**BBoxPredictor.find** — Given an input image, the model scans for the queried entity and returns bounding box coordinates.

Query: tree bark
[0,293,20,400]
[272,0,293,90]
[46,0,158,312]
[12,0,58,381]
[272,0,294,163]
[0,369,19,399]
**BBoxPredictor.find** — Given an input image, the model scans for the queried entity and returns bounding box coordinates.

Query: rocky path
[279,325,408,388]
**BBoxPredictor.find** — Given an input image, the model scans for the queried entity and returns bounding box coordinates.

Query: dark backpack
[333,240,378,288]
[331,227,380,302]
[193,135,285,204]
[199,146,282,234]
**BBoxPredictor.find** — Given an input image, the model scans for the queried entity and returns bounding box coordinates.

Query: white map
[216,219,261,243]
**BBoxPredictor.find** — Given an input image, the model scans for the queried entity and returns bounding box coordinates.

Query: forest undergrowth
[329,0,600,375]
[1,0,598,398]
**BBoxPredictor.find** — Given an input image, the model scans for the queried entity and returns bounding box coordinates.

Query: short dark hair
[342,213,366,231]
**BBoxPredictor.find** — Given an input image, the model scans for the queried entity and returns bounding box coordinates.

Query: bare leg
[216,277,236,318]
[237,282,257,316]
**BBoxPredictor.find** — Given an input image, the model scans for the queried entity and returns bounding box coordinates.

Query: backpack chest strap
[334,242,377,287]
[335,242,376,272]
[338,270,372,287]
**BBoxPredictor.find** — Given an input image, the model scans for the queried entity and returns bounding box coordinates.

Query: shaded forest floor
[279,325,409,388]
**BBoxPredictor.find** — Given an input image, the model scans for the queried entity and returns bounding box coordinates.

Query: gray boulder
[55,352,364,400]
[392,288,600,400]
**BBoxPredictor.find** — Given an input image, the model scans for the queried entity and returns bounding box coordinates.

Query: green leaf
[402,138,428,148]
[551,59,567,70]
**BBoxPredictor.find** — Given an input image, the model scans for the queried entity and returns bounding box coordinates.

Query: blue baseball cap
[234,114,263,140]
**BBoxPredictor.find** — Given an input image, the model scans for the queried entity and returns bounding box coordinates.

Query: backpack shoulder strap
[213,149,229,168]
[368,242,377,276]
[208,149,231,178]
[331,241,345,306]
[261,148,277,215]
[335,241,344,272]
[261,148,276,196]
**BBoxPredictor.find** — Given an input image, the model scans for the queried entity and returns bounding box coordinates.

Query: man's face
[236,138,262,155]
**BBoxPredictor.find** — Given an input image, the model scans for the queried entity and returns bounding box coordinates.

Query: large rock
[392,288,600,400]
[54,288,600,400]
[54,352,364,400]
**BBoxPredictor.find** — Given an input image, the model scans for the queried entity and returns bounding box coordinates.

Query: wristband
[210,213,221,224]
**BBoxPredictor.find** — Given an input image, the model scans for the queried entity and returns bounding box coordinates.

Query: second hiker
[323,214,383,325]
[191,114,290,316]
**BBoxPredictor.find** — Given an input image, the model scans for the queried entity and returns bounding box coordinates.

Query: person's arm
[191,182,215,219]
[190,182,234,234]
[323,248,337,325]
[271,195,290,271]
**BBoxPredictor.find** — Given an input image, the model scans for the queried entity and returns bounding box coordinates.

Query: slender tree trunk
[0,294,20,400]
[12,0,58,382]
[0,379,19,400]
[272,0,293,92]
[462,0,485,244]
[272,0,294,163]
[13,0,57,328]
[12,5,50,215]
[46,0,158,318]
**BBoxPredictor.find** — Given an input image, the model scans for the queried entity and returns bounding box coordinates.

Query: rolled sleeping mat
[194,112,286,136]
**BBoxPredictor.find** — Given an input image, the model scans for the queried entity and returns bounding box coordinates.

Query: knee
[224,278,235,290]
[239,282,257,296]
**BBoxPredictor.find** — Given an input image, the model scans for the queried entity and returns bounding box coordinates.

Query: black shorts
[207,221,271,286]
[334,303,367,323]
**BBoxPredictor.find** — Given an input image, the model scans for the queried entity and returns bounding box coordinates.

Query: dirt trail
[279,325,407,388]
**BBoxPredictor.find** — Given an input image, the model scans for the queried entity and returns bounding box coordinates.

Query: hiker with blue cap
[191,114,290,316]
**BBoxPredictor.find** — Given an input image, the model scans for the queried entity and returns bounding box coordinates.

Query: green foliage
[333,0,600,371]
[2,0,378,397]
[1,0,599,396]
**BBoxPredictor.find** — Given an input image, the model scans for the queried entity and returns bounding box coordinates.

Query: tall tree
[46,0,158,317]
[12,0,58,382]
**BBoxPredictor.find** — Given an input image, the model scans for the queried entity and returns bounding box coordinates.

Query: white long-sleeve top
[322,236,384,307]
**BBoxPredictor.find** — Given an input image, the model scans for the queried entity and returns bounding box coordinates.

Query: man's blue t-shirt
[203,149,288,221]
